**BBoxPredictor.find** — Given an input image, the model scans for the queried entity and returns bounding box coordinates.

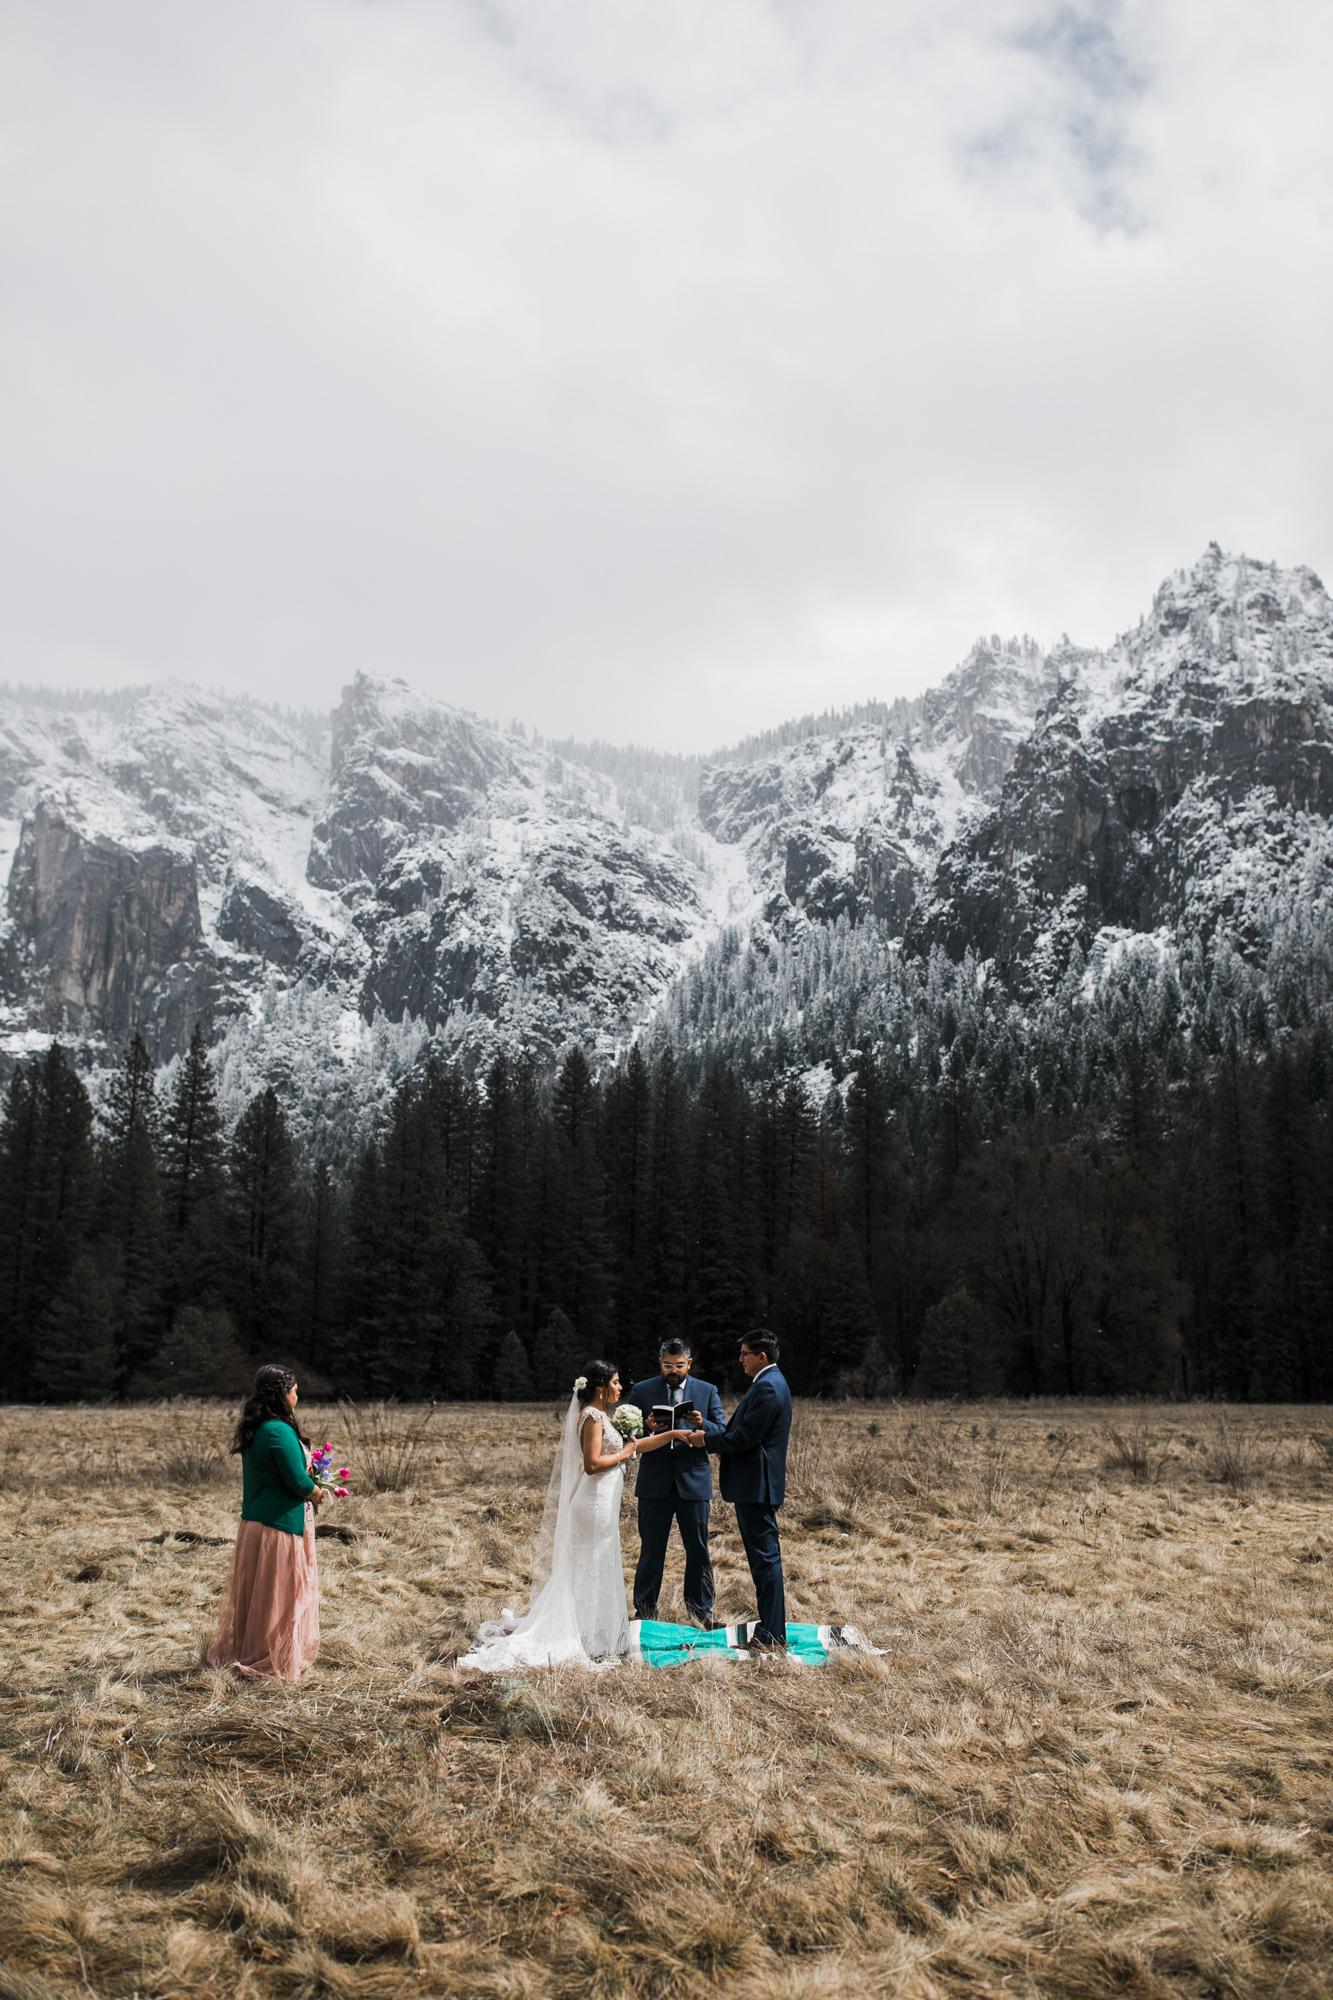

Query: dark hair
[739,1329,780,1363]
[576,1360,618,1406]
[659,1337,692,1359]
[230,1364,310,1456]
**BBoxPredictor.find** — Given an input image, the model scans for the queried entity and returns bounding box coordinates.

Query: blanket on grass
[627,1619,882,1667]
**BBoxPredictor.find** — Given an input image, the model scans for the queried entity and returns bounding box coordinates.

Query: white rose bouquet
[611,1404,644,1442]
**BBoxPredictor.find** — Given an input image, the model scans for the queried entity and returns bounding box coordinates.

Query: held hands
[640,1419,705,1449]
[628,1419,704,1455]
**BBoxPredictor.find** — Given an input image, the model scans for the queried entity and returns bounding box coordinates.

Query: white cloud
[1,0,1330,748]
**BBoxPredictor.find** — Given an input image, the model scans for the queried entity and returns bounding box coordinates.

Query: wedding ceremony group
[208,1332,864,1684]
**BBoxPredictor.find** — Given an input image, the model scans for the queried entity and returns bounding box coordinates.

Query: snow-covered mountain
[908,545,1333,987]
[0,688,335,1066]
[2,544,1331,1114]
[0,677,735,1099]
[698,634,1059,930]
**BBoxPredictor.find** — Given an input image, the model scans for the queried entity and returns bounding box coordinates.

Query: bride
[461,1359,699,1671]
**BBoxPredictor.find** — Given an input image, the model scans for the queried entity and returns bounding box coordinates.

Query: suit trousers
[732,1501,786,1646]
[634,1497,714,1619]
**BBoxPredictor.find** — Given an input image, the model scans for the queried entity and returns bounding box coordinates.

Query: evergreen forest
[4,963,1333,1403]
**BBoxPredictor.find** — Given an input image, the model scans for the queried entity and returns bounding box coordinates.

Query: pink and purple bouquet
[309,1443,351,1498]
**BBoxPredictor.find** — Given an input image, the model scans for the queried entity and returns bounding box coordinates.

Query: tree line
[2,1018,1332,1404]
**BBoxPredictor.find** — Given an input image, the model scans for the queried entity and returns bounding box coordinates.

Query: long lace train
[460,1398,628,1671]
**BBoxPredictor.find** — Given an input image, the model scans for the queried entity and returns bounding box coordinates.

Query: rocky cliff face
[0,675,719,1081]
[309,680,523,894]
[696,635,1061,930]
[0,686,335,1066]
[907,548,1333,983]
[2,546,1330,1098]
[318,678,710,1053]
[3,801,203,1043]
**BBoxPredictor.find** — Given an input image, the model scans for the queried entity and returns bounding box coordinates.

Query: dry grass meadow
[2,1398,1333,1999]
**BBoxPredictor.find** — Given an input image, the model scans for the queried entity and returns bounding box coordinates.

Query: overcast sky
[1,2,1330,751]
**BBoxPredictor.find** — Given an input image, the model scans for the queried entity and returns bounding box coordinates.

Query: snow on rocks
[4,547,1333,1114]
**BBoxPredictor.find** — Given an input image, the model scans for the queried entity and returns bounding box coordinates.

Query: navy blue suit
[707,1365,792,1646]
[627,1373,726,1621]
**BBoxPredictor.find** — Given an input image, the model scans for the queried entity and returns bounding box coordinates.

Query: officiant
[627,1338,726,1628]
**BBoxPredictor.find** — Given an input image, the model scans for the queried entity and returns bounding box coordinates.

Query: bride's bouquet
[309,1442,351,1498]
[611,1404,644,1442]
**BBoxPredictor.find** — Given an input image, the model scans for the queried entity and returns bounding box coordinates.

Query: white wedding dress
[460,1398,629,1671]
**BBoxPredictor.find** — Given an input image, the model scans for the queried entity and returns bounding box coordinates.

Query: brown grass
[1,1397,1332,1997]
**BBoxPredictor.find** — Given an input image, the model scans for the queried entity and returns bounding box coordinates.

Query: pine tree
[0,1063,42,1392]
[33,1254,116,1402]
[533,1305,582,1399]
[915,1284,998,1397]
[1252,1047,1319,1397]
[843,1043,897,1358]
[97,1032,167,1382]
[932,1042,981,1178]
[493,1329,534,1400]
[422,1214,494,1397]
[648,1048,689,1345]
[423,1059,481,1217]
[510,1047,544,1337]
[689,1063,758,1371]
[0,1045,96,1397]
[755,1076,821,1333]
[153,1305,237,1396]
[332,1140,385,1392]
[811,1229,880,1393]
[160,1023,228,1309]
[1207,1039,1260,1397]
[359,1073,495,1397]
[604,1043,655,1378]
[1112,1032,1164,1169]
[524,1088,562,1345]
[298,1159,340,1367]
[477,1052,523,1332]
[228,1087,299,1354]
[550,1048,610,1342]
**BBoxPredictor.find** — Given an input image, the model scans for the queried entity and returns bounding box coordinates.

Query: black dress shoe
[689,1613,725,1632]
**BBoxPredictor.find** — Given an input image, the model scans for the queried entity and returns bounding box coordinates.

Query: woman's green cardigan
[241,1419,316,1536]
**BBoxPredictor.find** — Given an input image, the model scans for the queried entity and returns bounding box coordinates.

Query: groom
[705,1330,792,1653]
[628,1338,727,1627]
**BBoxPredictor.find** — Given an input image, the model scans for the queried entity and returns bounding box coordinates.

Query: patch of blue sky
[965,2,1149,231]
[1015,4,1144,106]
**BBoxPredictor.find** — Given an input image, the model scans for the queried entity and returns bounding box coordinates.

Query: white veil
[459,1394,597,1672]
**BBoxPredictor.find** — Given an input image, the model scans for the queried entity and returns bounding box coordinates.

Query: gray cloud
[1,0,1330,748]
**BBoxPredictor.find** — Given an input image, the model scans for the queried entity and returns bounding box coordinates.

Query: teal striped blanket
[627,1619,881,1668]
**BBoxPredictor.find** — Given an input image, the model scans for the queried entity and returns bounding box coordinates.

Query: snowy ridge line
[1,546,1332,1120]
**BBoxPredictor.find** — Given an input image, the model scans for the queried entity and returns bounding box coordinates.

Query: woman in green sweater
[208,1365,327,1680]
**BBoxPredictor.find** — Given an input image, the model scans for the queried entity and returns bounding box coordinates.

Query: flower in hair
[574,1376,587,1392]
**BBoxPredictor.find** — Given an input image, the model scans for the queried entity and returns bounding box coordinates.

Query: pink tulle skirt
[208,1511,320,1681]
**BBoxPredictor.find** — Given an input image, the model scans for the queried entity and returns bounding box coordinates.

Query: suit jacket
[707,1366,792,1506]
[628,1374,726,1502]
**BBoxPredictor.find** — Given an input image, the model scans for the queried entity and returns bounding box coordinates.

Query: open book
[652,1401,698,1432]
